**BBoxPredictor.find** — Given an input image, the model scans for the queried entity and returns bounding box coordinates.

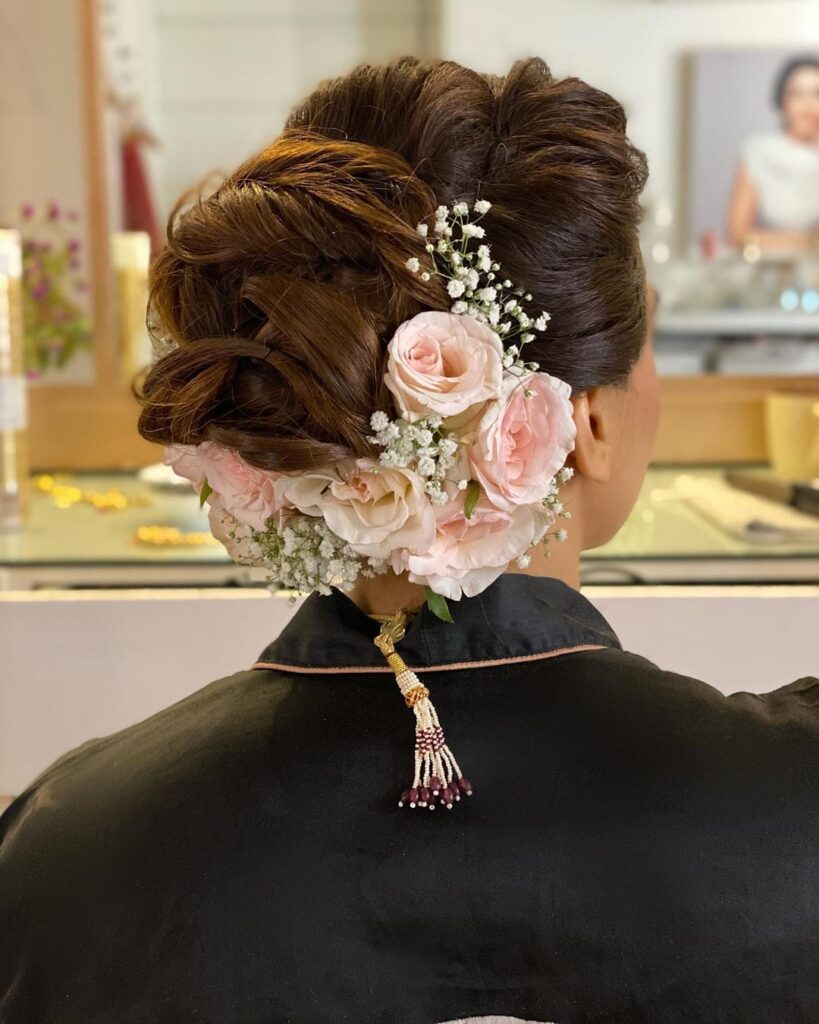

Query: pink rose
[283,459,436,561]
[405,498,547,601]
[384,311,503,421]
[208,496,264,564]
[469,373,576,513]
[201,446,281,531]
[164,443,213,491]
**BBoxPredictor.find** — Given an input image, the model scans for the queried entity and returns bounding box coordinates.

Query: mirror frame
[27,0,155,471]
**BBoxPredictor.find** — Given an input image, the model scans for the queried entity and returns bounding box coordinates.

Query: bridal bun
[137,135,447,470]
[137,56,647,472]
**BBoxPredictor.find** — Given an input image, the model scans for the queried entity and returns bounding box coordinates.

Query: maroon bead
[430,775,442,795]
[407,787,419,807]
[442,786,454,807]
[457,776,473,795]
[419,787,430,806]
[398,788,412,807]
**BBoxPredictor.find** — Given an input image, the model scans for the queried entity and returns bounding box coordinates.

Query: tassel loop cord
[372,608,474,812]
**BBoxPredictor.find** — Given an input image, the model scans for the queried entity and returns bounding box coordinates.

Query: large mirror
[0,0,440,470]
[3,0,817,473]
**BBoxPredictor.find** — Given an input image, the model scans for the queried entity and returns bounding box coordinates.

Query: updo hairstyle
[137,57,648,473]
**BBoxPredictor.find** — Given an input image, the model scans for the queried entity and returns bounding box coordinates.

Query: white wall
[0,2,88,230]
[136,0,438,219]
[441,0,819,245]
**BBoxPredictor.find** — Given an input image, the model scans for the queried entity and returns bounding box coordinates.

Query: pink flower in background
[201,446,281,532]
[165,443,281,532]
[207,497,264,564]
[405,498,546,601]
[164,443,213,491]
[469,373,576,513]
[384,311,503,421]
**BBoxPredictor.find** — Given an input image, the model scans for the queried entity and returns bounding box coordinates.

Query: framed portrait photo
[688,48,819,256]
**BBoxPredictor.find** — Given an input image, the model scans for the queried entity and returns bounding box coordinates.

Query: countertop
[1,465,817,587]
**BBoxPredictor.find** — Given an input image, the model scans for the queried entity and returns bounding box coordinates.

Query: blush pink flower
[282,459,436,561]
[207,496,264,564]
[200,446,281,531]
[405,498,547,601]
[469,372,576,513]
[164,443,214,491]
[384,311,503,421]
[166,443,283,532]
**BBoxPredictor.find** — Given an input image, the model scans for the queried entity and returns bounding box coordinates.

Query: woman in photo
[728,54,819,253]
[1,56,818,1023]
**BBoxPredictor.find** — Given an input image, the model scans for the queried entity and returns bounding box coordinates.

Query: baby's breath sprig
[253,515,389,596]
[538,465,574,554]
[368,411,457,506]
[407,199,552,369]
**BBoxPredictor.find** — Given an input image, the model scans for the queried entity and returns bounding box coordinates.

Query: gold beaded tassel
[373,609,473,812]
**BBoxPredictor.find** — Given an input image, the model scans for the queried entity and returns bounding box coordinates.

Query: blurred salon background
[1,0,818,801]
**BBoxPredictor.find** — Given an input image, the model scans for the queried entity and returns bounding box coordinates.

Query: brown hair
[137,57,648,473]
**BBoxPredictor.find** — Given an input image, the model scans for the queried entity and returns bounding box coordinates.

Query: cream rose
[405,497,546,601]
[469,372,576,512]
[384,311,503,421]
[282,459,436,561]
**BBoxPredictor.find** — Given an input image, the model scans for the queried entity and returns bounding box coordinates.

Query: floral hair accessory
[165,199,575,614]
[164,198,577,812]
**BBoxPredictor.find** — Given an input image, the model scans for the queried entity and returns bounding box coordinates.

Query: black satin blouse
[1,575,818,1023]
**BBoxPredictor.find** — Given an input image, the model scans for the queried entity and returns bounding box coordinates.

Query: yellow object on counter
[34,474,153,512]
[764,392,819,481]
[134,525,217,547]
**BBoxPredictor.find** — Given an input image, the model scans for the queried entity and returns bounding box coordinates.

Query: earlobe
[570,391,614,484]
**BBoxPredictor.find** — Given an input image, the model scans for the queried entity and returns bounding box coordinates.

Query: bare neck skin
[348,489,585,614]
[347,485,584,617]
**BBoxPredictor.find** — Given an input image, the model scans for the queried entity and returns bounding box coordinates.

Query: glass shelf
[656,309,819,338]
[1,466,817,588]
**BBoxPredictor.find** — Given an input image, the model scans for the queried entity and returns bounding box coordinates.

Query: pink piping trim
[251,643,607,675]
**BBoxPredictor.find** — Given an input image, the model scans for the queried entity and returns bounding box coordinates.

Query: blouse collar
[253,574,621,674]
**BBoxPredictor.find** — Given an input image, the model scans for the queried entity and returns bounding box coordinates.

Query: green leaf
[463,479,481,519]
[425,587,453,623]
[199,481,213,507]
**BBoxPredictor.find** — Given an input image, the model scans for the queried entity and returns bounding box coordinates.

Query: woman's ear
[570,389,615,483]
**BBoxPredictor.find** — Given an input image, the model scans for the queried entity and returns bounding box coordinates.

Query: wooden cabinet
[655,374,819,464]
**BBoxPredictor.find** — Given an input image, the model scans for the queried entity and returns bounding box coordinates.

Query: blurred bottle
[700,229,719,262]
[764,391,819,482]
[0,229,29,530]
[112,231,151,382]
